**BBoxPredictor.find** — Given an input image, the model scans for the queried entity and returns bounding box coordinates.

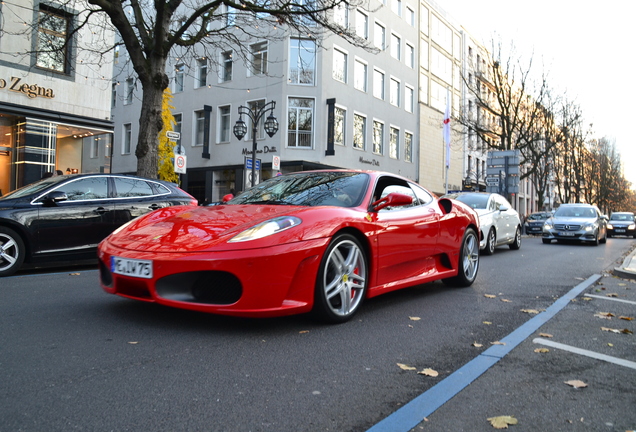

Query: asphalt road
[1,236,634,431]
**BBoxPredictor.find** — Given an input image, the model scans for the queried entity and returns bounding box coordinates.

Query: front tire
[443,228,479,287]
[0,227,25,277]
[483,228,496,255]
[313,234,368,323]
[509,227,521,250]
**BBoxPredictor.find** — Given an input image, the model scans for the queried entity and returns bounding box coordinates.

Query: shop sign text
[241,145,277,155]
[0,76,55,99]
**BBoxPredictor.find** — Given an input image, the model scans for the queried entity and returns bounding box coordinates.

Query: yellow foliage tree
[157,88,179,184]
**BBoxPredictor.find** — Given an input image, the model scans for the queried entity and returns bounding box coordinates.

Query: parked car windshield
[527,212,550,221]
[554,206,597,218]
[451,193,489,209]
[0,177,62,200]
[229,172,370,207]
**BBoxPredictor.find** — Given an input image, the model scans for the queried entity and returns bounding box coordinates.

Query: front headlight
[582,223,595,232]
[607,223,614,229]
[629,224,636,230]
[228,216,302,242]
[543,221,553,230]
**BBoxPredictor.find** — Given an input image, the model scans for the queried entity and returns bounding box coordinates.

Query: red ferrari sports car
[98,170,480,323]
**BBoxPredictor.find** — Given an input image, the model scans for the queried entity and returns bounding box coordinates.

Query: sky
[439,0,636,187]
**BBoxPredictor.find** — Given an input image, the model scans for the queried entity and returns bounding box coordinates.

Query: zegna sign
[0,76,55,99]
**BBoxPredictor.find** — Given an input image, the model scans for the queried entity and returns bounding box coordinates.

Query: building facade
[0,1,115,194]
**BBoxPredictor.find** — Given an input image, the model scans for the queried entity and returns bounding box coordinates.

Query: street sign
[272,155,281,171]
[485,177,499,186]
[166,131,180,140]
[245,158,261,170]
[174,154,187,174]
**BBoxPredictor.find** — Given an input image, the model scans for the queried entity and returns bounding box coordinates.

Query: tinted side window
[378,185,416,211]
[114,177,155,198]
[410,183,433,205]
[55,177,108,201]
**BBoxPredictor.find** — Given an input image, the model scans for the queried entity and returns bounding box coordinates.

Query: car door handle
[148,204,162,210]
[95,207,109,214]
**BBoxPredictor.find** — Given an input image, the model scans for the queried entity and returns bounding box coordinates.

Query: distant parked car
[607,212,636,238]
[442,192,522,255]
[542,203,607,245]
[524,212,551,235]
[0,174,197,276]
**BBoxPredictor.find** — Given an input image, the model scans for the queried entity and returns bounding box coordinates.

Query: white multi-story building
[0,1,114,194]
[112,1,421,203]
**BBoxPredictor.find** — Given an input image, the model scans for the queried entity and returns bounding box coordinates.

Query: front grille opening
[156,271,242,305]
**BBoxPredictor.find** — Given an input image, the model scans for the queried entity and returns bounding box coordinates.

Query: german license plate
[111,257,153,279]
[616,229,625,233]
[559,231,575,236]
[529,227,541,231]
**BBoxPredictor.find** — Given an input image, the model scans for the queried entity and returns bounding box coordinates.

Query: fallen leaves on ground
[418,368,439,377]
[490,341,506,345]
[521,309,540,314]
[539,333,553,338]
[501,299,512,303]
[582,297,592,301]
[487,415,518,429]
[484,294,497,299]
[472,342,483,347]
[594,312,615,319]
[619,316,634,321]
[601,327,633,335]
[69,273,81,276]
[534,348,549,353]
[397,363,416,371]
[409,316,421,321]
[606,293,619,297]
[128,341,139,345]
[299,330,309,334]
[564,380,588,388]
[483,321,492,325]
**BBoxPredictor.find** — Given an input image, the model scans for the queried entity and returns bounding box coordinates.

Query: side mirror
[41,191,68,205]
[372,192,413,211]
[499,205,509,212]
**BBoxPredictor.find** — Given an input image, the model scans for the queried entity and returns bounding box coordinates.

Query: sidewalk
[368,249,636,432]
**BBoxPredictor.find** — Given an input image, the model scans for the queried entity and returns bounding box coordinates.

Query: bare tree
[4,0,369,178]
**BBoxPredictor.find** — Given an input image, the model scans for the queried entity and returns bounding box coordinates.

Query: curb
[612,245,636,280]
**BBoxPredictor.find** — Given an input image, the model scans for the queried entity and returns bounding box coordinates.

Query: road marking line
[584,294,636,305]
[366,274,602,432]
[533,338,636,369]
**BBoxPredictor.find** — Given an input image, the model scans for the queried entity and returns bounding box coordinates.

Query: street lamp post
[233,100,279,188]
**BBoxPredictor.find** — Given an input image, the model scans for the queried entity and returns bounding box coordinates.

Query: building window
[288,98,314,148]
[391,33,401,60]
[406,43,414,68]
[404,131,413,162]
[406,6,415,26]
[220,51,233,82]
[194,110,205,146]
[373,120,384,155]
[405,85,414,112]
[225,5,236,26]
[248,99,266,140]
[124,78,134,105]
[196,58,208,88]
[374,22,385,50]
[355,10,368,40]
[333,48,347,83]
[174,64,184,92]
[250,41,268,76]
[36,6,71,73]
[354,59,367,92]
[173,113,182,149]
[353,114,366,150]
[218,106,231,143]
[373,69,384,100]
[389,127,399,159]
[390,78,400,107]
[333,1,349,28]
[111,83,117,108]
[289,38,316,85]
[123,124,132,154]
[392,0,402,17]
[334,107,345,146]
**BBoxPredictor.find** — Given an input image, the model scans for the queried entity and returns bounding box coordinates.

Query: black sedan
[0,174,197,276]
[524,211,551,235]
[607,212,636,238]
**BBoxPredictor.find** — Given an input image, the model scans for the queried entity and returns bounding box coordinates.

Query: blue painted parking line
[367,274,602,432]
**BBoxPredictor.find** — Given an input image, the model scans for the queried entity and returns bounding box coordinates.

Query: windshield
[0,178,61,200]
[554,206,597,218]
[229,172,370,207]
[610,213,635,222]
[528,212,549,221]
[452,194,489,210]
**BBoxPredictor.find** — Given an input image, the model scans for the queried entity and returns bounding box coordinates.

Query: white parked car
[443,192,522,255]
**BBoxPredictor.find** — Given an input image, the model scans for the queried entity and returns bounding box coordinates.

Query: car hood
[105,204,326,253]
